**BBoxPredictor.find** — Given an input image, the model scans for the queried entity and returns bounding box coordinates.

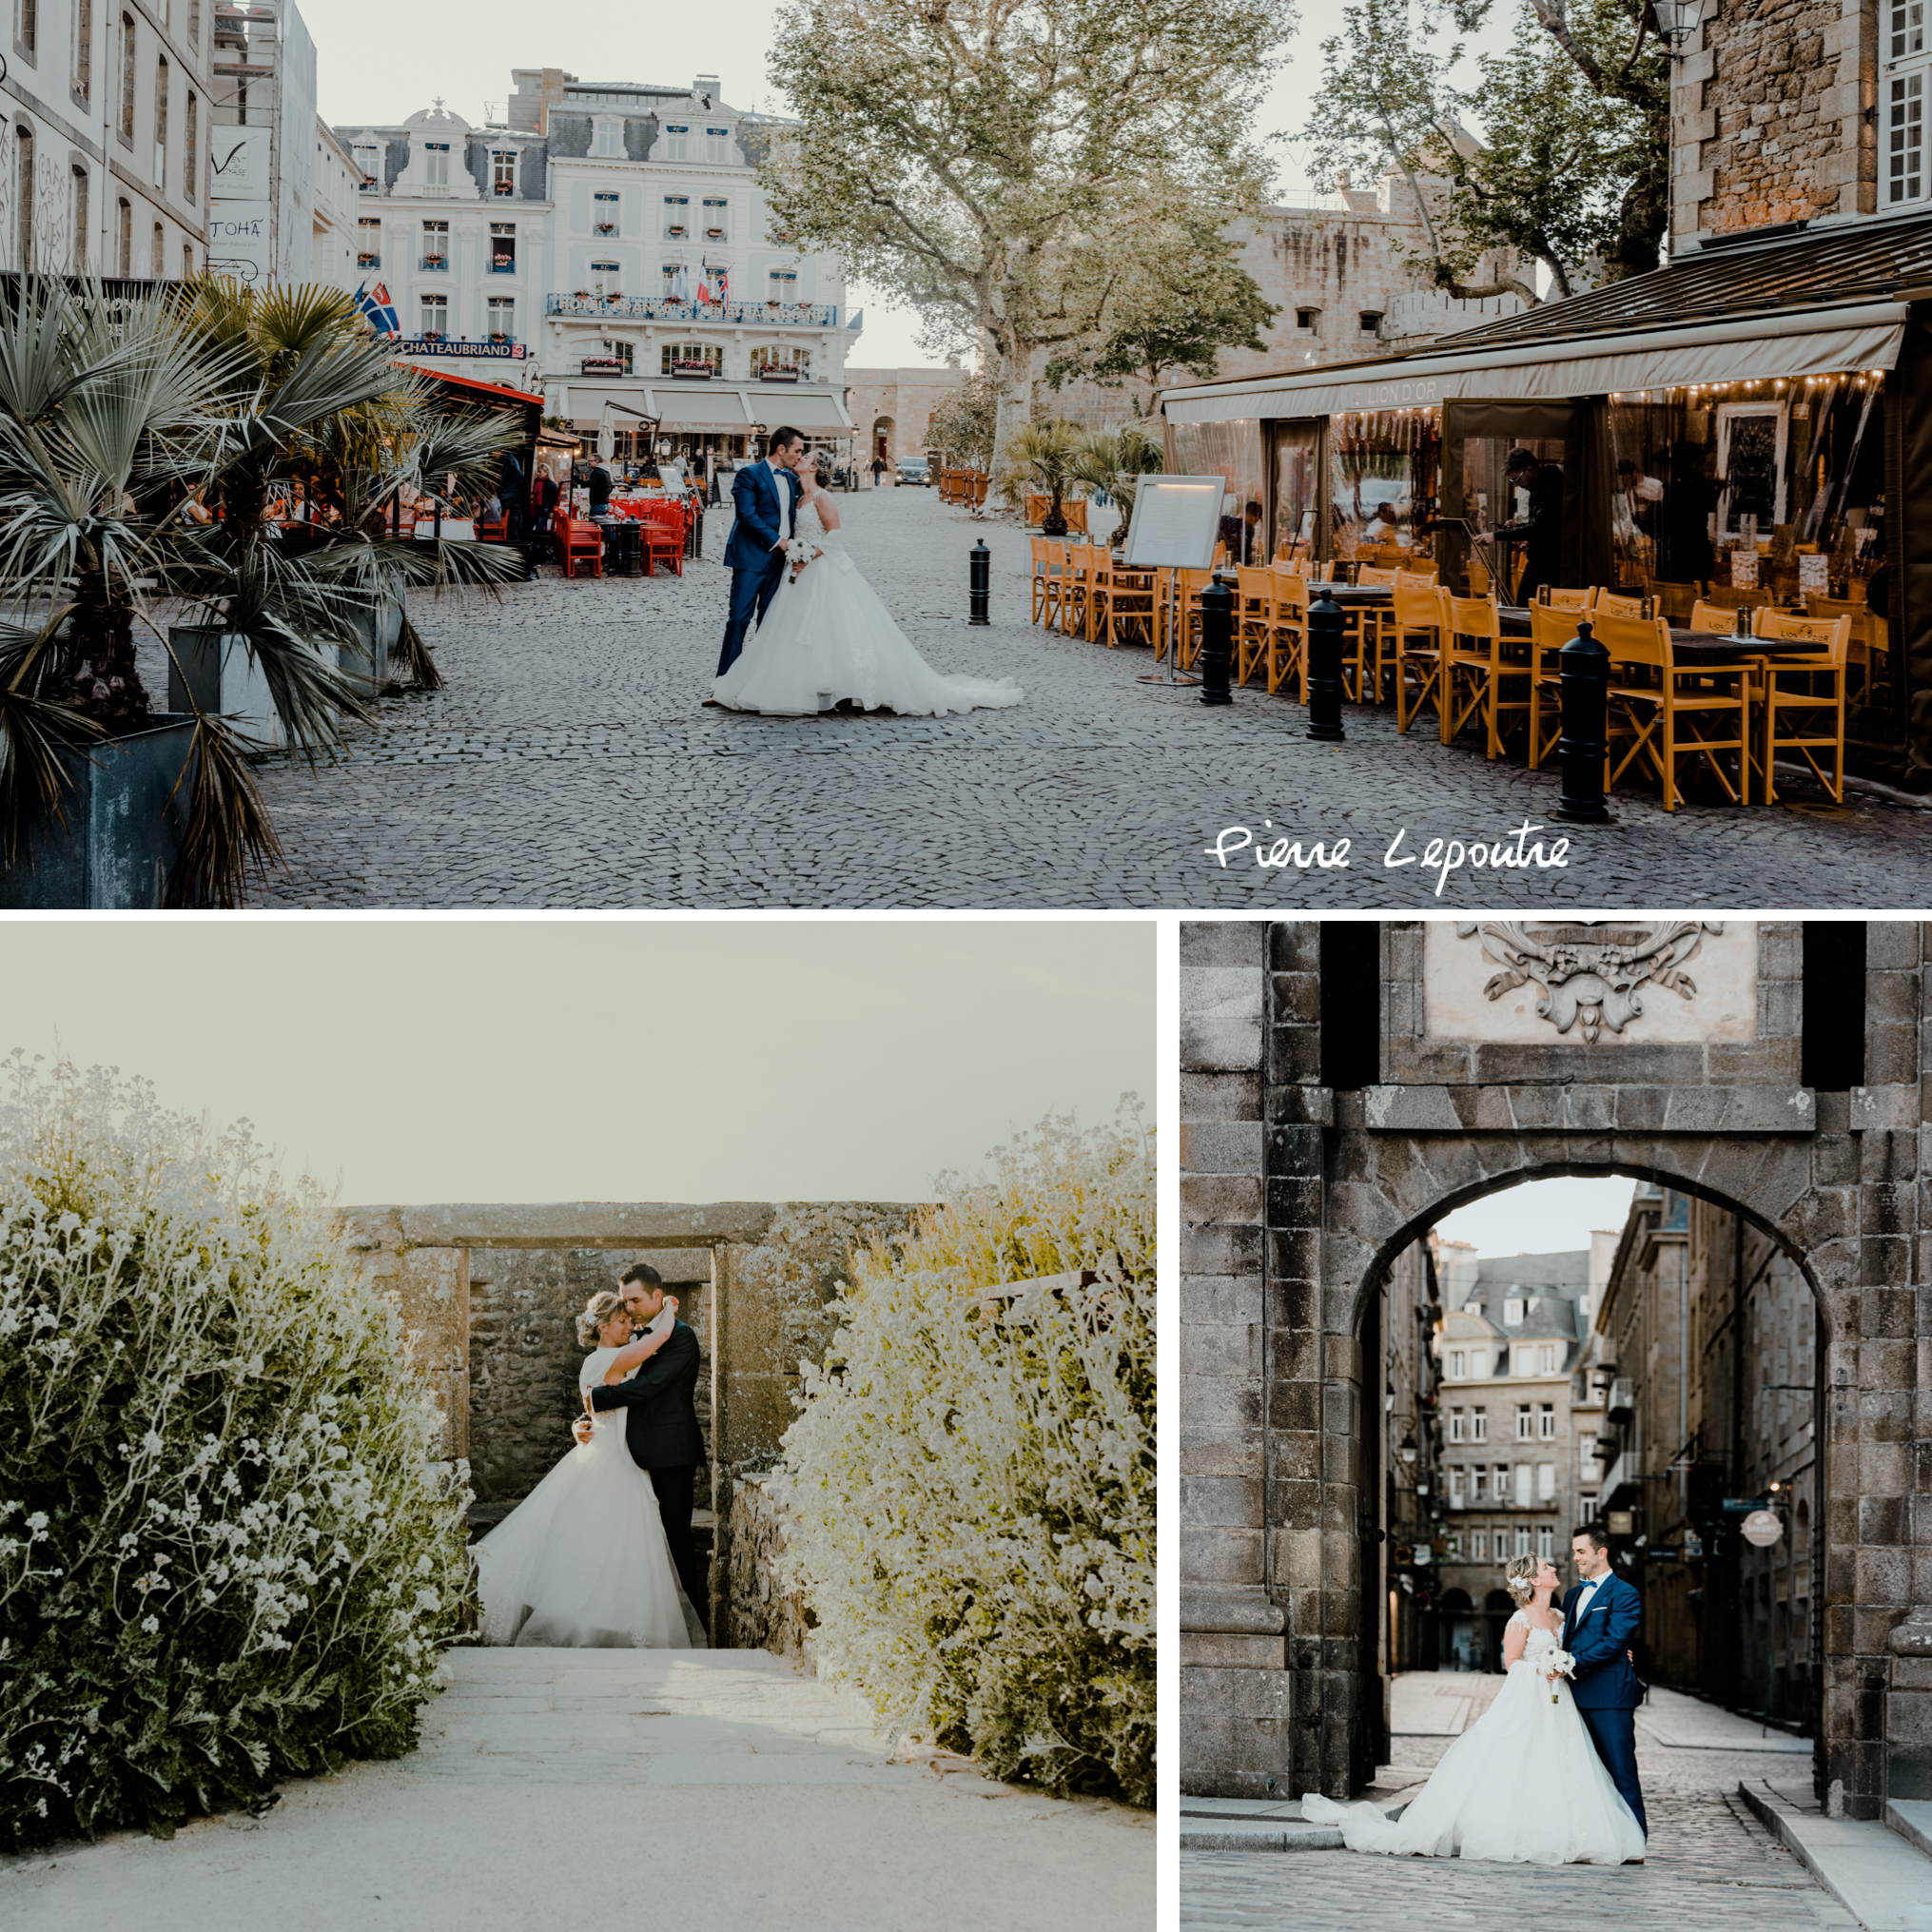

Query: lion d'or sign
[1423,920,1757,1046]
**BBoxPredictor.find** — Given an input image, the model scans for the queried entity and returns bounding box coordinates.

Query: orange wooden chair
[641,511,684,576]
[1754,609,1852,803]
[1267,570,1309,695]
[1235,566,1280,688]
[1598,609,1755,810]
[1353,565,1400,704]
[1590,588,1649,620]
[1526,601,1582,769]
[1439,590,1529,758]
[563,518,603,579]
[1392,572,1444,734]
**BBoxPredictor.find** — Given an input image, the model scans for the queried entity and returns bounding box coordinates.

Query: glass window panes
[1890,73,1925,204]
[661,342,721,375]
[1514,1525,1532,1556]
[1515,1405,1532,1439]
[423,140,448,187]
[703,197,729,238]
[1472,1531,1489,1561]
[705,125,730,162]
[751,344,810,377]
[1450,1350,1465,1378]
[486,297,514,337]
[1271,421,1318,561]
[357,216,380,265]
[663,195,689,236]
[595,119,622,158]
[492,150,516,195]
[768,269,798,301]
[1891,0,1924,57]
[1472,1411,1487,1442]
[662,123,689,161]
[1536,1527,1554,1560]
[1330,407,1440,566]
[595,191,620,234]
[1449,1408,1465,1441]
[419,293,446,336]
[1170,416,1266,562]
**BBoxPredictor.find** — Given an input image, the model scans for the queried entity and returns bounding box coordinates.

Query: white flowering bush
[0,1056,471,1847]
[773,1105,1154,1806]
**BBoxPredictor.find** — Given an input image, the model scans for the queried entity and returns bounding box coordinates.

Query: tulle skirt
[1299,1665,1645,1864]
[713,545,1023,716]
[471,1416,705,1649]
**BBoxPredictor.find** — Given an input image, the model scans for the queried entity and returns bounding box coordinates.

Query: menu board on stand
[1123,476,1226,688]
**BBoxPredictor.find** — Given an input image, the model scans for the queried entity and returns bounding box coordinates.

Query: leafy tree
[927,368,999,474]
[1046,228,1278,390]
[763,0,1291,471]
[1303,0,1667,301]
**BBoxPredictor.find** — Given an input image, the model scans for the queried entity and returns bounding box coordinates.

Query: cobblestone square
[213,488,1932,908]
[1183,1730,1857,1932]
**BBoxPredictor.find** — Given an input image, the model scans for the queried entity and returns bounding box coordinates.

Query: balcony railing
[357,253,380,267]
[420,255,449,272]
[546,294,837,325]
[487,259,516,274]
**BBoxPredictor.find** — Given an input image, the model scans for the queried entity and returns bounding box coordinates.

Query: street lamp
[1651,0,1708,54]
[1398,1431,1418,1466]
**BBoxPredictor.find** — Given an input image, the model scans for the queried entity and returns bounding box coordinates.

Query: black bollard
[1555,618,1612,823]
[1199,574,1235,705]
[968,537,991,625]
[1304,591,1347,741]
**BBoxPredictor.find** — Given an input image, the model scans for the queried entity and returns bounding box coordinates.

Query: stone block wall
[1669,0,1875,244]
[725,1472,812,1659]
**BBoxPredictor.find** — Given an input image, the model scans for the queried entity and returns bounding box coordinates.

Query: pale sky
[308,0,1518,369]
[2,920,1153,1204]
[1435,1176,1637,1259]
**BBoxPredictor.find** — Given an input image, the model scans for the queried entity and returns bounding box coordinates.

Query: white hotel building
[333,67,860,456]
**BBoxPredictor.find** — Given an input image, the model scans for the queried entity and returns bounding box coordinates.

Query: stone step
[1883,1798,1932,1861]
[1738,1781,1932,1929]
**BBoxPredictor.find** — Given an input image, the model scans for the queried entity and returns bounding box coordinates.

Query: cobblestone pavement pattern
[1185,1727,1858,1932]
[182,487,1932,908]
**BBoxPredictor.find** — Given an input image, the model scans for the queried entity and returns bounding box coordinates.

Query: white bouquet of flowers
[788,537,825,579]
[1542,1647,1577,1704]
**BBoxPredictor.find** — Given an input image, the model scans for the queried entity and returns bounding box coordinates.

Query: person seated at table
[1498,447,1564,601]
[1217,499,1263,567]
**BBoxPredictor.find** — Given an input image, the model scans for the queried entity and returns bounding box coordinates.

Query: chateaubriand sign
[399,339,528,360]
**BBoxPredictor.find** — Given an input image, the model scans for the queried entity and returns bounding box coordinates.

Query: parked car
[897,457,931,486]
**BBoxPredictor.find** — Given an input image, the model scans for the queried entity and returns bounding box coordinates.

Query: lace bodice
[1508,1610,1562,1665]
[792,494,843,548]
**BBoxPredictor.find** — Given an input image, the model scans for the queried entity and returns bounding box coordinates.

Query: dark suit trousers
[1578,1703,1647,1837]
[650,1463,708,1633]
[718,555,786,674]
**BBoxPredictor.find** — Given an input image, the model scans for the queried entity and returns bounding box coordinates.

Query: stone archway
[1181,918,1927,1819]
[871,414,894,462]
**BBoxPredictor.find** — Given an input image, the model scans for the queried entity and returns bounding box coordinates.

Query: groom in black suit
[575,1263,710,1634]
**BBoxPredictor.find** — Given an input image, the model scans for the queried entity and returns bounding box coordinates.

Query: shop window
[1331,405,1441,569]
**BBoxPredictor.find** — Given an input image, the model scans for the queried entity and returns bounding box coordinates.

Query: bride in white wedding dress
[712,455,1024,716]
[1300,1555,1645,1864]
[471,1290,705,1649]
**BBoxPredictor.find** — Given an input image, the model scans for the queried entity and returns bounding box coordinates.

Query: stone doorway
[1181,918,1927,1820]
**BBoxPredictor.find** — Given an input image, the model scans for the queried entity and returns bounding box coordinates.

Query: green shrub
[774,1105,1154,1806]
[0,1057,470,1847]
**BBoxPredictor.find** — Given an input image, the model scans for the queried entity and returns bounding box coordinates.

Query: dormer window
[595,117,623,158]
[1469,1349,1489,1377]
[662,122,689,161]
[594,190,620,236]
[422,140,448,188]
[492,149,517,196]
[352,142,381,188]
[1504,1298,1522,1326]
[705,125,730,163]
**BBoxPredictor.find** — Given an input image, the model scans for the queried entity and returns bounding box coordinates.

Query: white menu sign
[1123,476,1224,570]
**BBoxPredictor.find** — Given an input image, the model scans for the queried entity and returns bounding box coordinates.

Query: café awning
[1162,208,1932,424]
[1163,302,1905,423]
[645,384,758,431]
[749,390,855,432]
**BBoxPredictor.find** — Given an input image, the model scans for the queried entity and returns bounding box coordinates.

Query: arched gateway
[1181,919,1930,1821]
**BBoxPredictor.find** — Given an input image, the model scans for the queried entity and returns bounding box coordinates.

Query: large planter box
[0,714,196,908]
[166,626,351,745]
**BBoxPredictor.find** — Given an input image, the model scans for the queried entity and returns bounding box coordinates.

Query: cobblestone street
[207,488,1932,908]
[1184,1676,1855,1932]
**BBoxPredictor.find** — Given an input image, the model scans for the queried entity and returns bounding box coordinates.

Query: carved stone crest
[1453,921,1725,1044]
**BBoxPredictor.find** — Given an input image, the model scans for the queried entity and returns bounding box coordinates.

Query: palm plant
[1066,424,1163,546]
[0,276,523,907]
[999,420,1082,535]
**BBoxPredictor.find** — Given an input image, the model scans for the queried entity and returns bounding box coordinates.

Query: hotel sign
[400,339,528,360]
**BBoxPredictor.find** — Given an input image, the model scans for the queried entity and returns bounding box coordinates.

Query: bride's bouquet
[1542,1648,1577,1704]
[789,538,825,579]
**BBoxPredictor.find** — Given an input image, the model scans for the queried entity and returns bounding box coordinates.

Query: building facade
[331,68,859,455]
[844,362,968,464]
[0,0,213,276]
[1596,1183,1821,1727]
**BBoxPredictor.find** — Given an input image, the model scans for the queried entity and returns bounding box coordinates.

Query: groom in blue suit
[1563,1523,1648,1851]
[713,426,805,685]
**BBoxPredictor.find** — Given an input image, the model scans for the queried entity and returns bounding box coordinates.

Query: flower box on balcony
[759,368,801,382]
[420,256,448,271]
[705,227,726,240]
[488,258,515,273]
[357,252,380,266]
[665,225,687,238]
[494,184,514,196]
[573,289,591,299]
[489,332,509,344]
[580,357,626,376]
[671,361,713,379]
[594,224,618,236]
[420,332,446,343]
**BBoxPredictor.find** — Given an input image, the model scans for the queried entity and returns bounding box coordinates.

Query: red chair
[641,511,684,576]
[478,513,508,542]
[563,518,603,579]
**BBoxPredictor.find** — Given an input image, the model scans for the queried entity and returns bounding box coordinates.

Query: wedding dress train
[470,1346,705,1649]
[712,495,1024,716]
[1299,1614,1644,1864]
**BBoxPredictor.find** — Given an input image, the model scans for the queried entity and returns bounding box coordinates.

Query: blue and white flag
[353,281,399,335]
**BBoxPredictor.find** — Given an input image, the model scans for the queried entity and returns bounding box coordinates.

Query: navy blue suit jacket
[722,460,801,572]
[1561,1571,1644,1708]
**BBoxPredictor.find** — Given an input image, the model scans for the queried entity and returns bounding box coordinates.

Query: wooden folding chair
[1103,563,1158,649]
[1029,537,1053,626]
[1235,566,1279,688]
[1439,590,1528,758]
[1392,573,1444,734]
[1527,601,1581,769]
[1590,588,1649,620]
[1805,595,1881,704]
[1533,586,1592,613]
[1062,542,1093,637]
[1169,568,1217,671]
[1598,609,1754,810]
[1354,566,1400,704]
[1755,610,1852,803]
[1648,578,1705,626]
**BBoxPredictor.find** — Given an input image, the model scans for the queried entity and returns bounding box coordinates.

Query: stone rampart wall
[726,1472,812,1659]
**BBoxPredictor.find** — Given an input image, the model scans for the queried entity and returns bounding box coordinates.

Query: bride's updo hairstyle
[575,1289,626,1349]
[1503,1554,1540,1605]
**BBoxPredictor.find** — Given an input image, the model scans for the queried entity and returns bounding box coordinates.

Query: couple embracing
[1304,1525,1649,1864]
[708,424,1022,717]
[472,1263,709,1649]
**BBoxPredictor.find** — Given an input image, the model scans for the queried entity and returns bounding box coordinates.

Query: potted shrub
[0,277,522,908]
[1000,420,1081,537]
